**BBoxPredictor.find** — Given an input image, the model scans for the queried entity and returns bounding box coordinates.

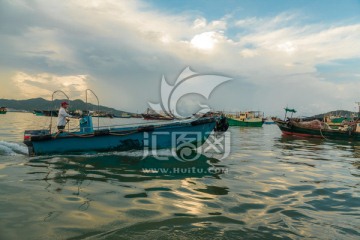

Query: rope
[66,132,94,138]
[53,129,140,139]
[109,131,139,136]
[319,127,329,140]
[52,131,94,139]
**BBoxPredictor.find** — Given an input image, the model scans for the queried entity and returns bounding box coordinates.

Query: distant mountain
[312,110,358,118]
[0,98,138,116]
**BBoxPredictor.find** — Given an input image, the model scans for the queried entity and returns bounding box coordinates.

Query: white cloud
[240,49,258,58]
[190,32,221,50]
[1,0,360,115]
[235,12,298,30]
[277,41,297,54]
[237,22,360,63]
[12,72,89,99]
[193,18,207,29]
[235,17,259,28]
[210,20,227,29]
[193,17,227,31]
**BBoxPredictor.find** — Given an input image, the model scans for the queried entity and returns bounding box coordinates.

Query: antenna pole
[355,102,360,118]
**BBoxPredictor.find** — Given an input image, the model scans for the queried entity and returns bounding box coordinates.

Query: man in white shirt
[57,102,72,132]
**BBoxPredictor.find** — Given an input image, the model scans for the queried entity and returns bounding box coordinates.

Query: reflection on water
[27,154,224,183]
[0,113,359,239]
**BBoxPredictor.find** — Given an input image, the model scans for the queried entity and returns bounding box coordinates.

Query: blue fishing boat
[24,116,221,156]
[23,90,227,156]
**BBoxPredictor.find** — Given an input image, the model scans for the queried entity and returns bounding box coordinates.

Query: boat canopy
[284,108,296,113]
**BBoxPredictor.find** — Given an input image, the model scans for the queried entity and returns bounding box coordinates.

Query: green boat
[33,110,45,116]
[226,111,264,127]
[324,115,354,129]
[0,107,7,114]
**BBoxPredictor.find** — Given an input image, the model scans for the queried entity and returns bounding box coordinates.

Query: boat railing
[86,89,100,130]
[57,117,203,133]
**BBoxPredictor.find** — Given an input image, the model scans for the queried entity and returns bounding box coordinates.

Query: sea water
[0,112,359,239]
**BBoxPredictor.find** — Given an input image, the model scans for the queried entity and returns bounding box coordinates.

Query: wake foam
[0,141,28,156]
[30,149,176,160]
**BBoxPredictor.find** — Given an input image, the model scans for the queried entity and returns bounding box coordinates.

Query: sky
[0,0,360,117]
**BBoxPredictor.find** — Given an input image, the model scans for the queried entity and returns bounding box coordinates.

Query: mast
[355,102,360,118]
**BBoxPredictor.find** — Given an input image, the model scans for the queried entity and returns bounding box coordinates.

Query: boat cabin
[0,107,7,114]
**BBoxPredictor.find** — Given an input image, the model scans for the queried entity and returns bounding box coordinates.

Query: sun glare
[190,32,217,50]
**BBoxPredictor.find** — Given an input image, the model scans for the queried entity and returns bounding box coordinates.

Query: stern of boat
[23,129,51,156]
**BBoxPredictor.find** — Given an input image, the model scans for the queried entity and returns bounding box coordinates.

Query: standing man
[57,101,72,132]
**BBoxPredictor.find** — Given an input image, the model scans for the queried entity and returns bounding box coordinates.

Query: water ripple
[0,116,359,239]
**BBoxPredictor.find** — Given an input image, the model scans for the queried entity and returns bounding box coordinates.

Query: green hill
[313,110,358,118]
[0,98,137,116]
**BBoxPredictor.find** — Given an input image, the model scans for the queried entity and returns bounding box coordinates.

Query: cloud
[236,16,360,63]
[0,0,359,116]
[190,31,225,50]
[235,12,299,31]
[193,18,207,29]
[12,72,89,99]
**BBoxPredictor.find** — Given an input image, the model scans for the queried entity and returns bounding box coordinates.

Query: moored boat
[45,110,58,116]
[116,113,131,118]
[33,110,45,116]
[275,108,360,141]
[263,117,276,125]
[92,111,115,118]
[226,111,264,127]
[142,113,174,120]
[323,114,355,129]
[274,118,360,140]
[142,108,174,120]
[0,107,7,114]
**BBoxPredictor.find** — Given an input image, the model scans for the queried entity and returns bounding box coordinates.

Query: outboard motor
[23,129,51,156]
[24,129,51,142]
[80,115,94,133]
[215,115,229,132]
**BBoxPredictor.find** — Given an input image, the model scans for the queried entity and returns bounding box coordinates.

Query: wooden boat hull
[24,117,218,156]
[228,118,263,127]
[274,119,360,141]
